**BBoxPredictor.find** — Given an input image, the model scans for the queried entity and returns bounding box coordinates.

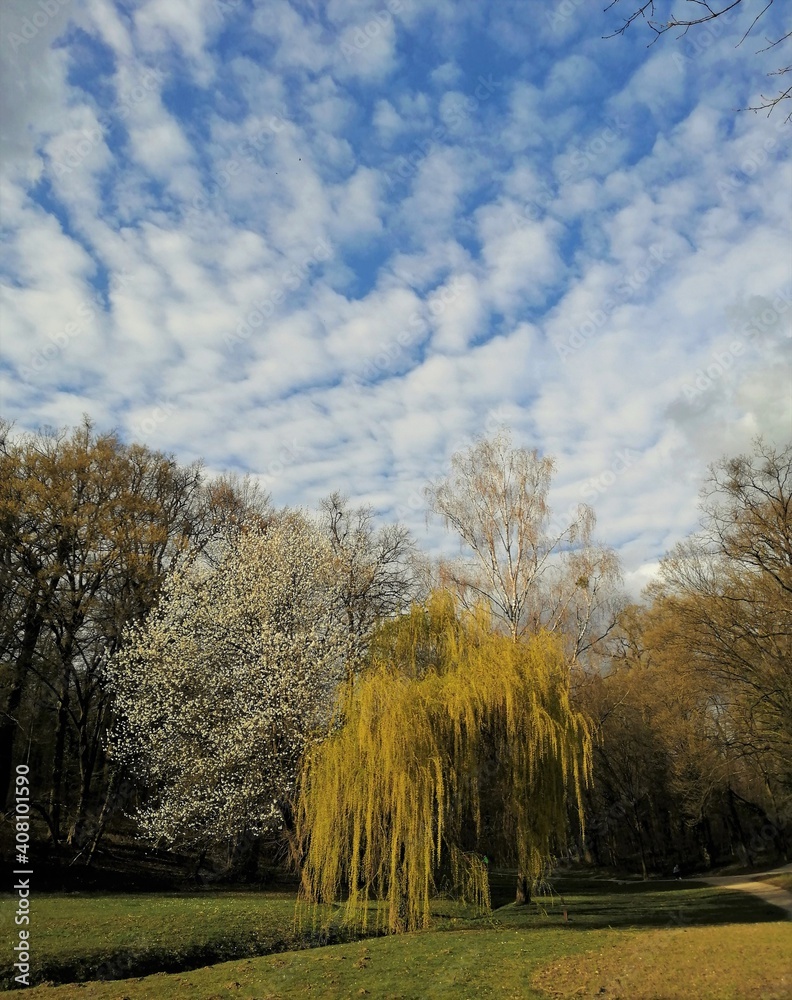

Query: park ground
[3,869,790,999]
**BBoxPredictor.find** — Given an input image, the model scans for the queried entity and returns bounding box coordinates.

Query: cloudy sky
[1,0,790,594]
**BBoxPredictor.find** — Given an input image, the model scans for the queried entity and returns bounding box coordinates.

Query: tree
[606,0,792,120]
[0,420,206,841]
[107,512,349,853]
[701,437,791,595]
[577,614,733,876]
[647,439,792,789]
[0,418,269,846]
[320,492,417,672]
[425,430,621,658]
[577,590,792,874]
[295,592,592,932]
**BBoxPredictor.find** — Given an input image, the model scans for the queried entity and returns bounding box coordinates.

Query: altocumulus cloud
[0,0,790,596]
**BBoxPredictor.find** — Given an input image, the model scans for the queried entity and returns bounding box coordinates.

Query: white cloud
[1,0,789,598]
[133,0,219,83]
[372,99,406,142]
[477,205,565,314]
[0,0,75,179]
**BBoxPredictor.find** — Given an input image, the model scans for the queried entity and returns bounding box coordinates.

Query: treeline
[1,418,789,891]
[0,418,272,857]
[579,441,792,874]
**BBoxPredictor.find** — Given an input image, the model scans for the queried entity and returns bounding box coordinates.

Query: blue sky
[1,0,790,594]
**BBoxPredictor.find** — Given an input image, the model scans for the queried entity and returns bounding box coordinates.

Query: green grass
[21,925,626,999]
[6,874,790,998]
[0,890,375,989]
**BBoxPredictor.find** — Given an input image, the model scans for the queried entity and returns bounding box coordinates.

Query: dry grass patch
[765,873,792,893]
[531,921,792,999]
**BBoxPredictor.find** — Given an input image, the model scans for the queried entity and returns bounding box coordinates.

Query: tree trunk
[631,801,649,879]
[0,607,41,807]
[727,786,754,866]
[0,670,25,808]
[68,751,93,848]
[86,769,123,865]
[48,667,71,844]
[515,872,531,905]
[68,701,105,847]
[191,849,208,882]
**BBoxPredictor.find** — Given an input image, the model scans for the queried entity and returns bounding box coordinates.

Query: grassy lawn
[0,890,377,989]
[530,922,791,999]
[7,874,790,998]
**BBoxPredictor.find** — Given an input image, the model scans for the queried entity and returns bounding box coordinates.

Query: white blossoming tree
[107,511,349,852]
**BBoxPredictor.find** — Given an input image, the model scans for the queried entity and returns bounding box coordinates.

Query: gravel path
[699,863,792,919]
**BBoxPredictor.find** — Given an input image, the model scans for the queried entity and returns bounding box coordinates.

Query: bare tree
[606,0,791,121]
[647,439,792,786]
[425,430,622,655]
[701,437,792,594]
[320,493,417,670]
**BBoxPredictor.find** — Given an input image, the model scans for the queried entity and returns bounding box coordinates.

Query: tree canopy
[108,511,349,851]
[296,593,592,932]
[425,429,621,661]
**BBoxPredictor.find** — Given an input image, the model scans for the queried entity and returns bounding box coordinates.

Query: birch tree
[425,430,621,657]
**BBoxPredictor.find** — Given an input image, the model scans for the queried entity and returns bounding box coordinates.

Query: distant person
[673,864,681,880]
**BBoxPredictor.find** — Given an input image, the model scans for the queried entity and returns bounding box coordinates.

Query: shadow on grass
[483,869,785,930]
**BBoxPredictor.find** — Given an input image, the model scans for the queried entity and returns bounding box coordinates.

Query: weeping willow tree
[295,591,592,932]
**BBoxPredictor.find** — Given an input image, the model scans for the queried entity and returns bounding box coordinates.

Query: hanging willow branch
[295,592,592,933]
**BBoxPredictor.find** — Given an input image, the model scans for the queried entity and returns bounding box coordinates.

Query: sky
[1,0,790,596]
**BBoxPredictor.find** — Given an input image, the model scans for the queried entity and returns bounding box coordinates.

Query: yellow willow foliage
[296,592,592,933]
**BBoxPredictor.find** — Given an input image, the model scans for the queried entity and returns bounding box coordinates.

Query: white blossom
[107,510,349,848]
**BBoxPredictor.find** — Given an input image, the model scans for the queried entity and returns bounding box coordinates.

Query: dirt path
[699,863,792,919]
